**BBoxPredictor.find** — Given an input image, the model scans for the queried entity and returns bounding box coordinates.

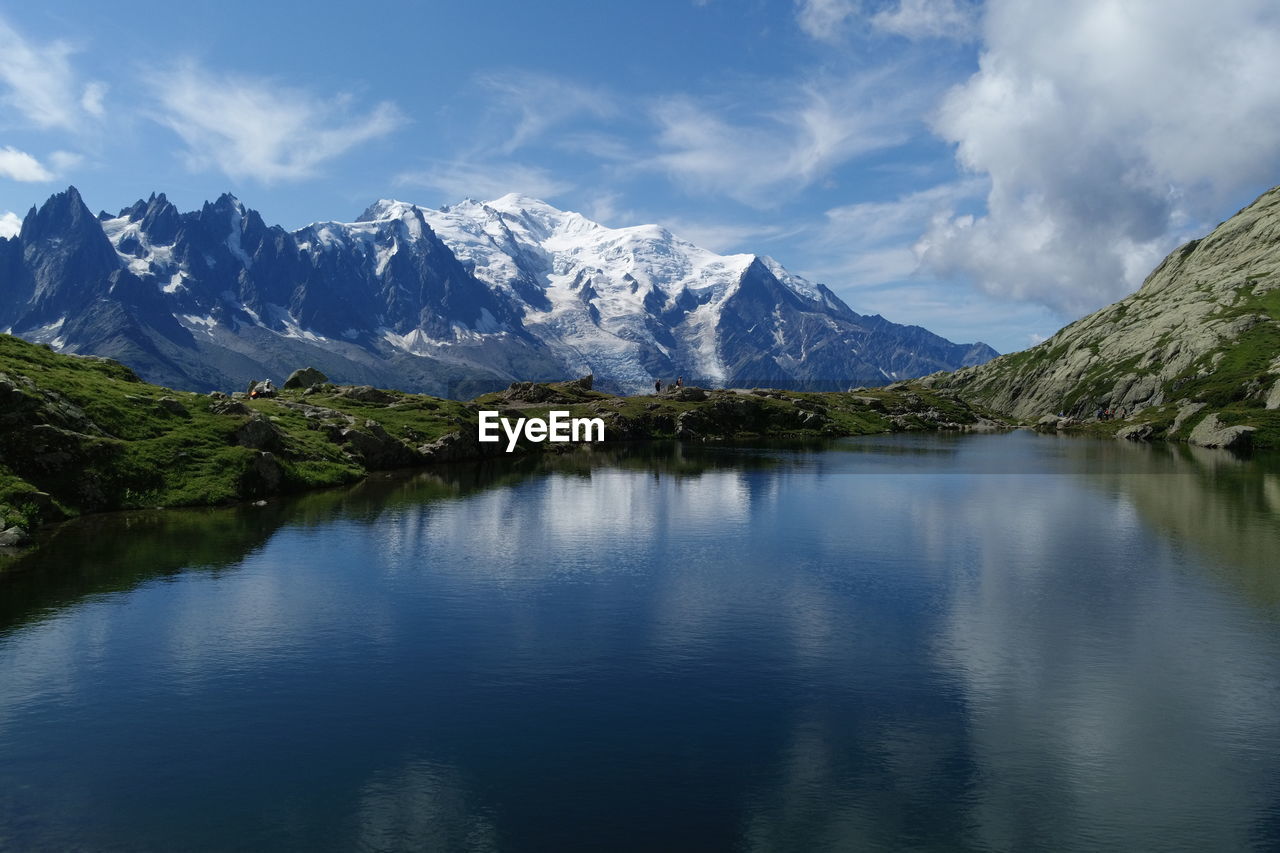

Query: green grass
[1,334,1008,539]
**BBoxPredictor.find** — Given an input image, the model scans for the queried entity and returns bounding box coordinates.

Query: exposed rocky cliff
[1,187,996,397]
[925,186,1280,447]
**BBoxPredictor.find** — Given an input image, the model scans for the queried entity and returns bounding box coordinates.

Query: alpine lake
[2,430,1278,852]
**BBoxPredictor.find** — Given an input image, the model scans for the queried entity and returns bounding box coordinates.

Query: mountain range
[0,187,996,396]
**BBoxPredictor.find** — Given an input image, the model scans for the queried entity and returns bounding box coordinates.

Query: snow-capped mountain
[0,187,996,395]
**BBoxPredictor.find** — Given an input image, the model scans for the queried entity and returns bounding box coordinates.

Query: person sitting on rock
[676,376,683,388]
[654,379,662,393]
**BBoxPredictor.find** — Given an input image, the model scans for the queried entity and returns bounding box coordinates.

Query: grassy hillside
[0,333,1003,550]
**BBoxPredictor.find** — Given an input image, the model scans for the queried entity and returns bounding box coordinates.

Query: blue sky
[2,0,1280,353]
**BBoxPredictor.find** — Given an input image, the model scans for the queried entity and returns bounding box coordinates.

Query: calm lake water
[2,431,1279,852]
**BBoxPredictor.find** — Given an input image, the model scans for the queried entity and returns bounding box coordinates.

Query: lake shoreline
[1,333,1011,557]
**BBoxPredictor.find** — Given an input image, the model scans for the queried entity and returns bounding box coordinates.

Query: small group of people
[653,376,684,393]
[1095,406,1124,421]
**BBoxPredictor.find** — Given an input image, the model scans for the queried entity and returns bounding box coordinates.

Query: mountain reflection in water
[1,432,1278,852]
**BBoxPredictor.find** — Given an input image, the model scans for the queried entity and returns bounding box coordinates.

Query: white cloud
[773,180,986,290]
[822,179,984,257]
[0,145,54,181]
[0,210,22,238]
[395,160,571,203]
[795,0,861,42]
[648,71,917,206]
[476,71,616,155]
[870,0,978,41]
[920,0,1280,316]
[0,15,100,130]
[152,63,404,183]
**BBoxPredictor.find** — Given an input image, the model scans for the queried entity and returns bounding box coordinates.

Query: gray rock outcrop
[1187,413,1256,450]
[924,186,1280,422]
[283,367,328,389]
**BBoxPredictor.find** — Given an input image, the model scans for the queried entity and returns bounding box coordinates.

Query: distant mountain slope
[925,185,1280,444]
[0,187,996,395]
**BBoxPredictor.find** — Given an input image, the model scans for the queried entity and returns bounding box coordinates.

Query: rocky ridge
[925,185,1280,449]
[1,187,995,397]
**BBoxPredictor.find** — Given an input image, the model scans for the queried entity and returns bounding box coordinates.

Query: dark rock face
[2,187,996,398]
[0,525,31,547]
[339,420,419,469]
[235,416,283,451]
[714,259,998,390]
[417,430,508,464]
[241,452,283,497]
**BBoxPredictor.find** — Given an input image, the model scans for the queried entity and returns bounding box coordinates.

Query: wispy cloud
[476,71,616,155]
[0,14,104,130]
[794,0,860,42]
[395,160,571,203]
[0,145,54,181]
[780,179,985,289]
[647,70,917,206]
[796,0,977,43]
[823,179,984,252]
[870,0,979,41]
[79,80,107,117]
[661,217,800,254]
[151,62,403,183]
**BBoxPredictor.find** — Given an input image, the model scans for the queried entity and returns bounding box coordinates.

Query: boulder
[1170,401,1206,436]
[337,385,397,404]
[1035,414,1062,432]
[241,451,283,496]
[210,398,251,417]
[1188,413,1256,450]
[0,525,30,547]
[568,374,593,391]
[1116,423,1155,441]
[155,396,190,418]
[236,416,283,451]
[1266,376,1280,410]
[283,367,329,390]
[675,409,704,440]
[799,411,829,428]
[662,385,708,402]
[418,430,511,463]
[339,420,419,468]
